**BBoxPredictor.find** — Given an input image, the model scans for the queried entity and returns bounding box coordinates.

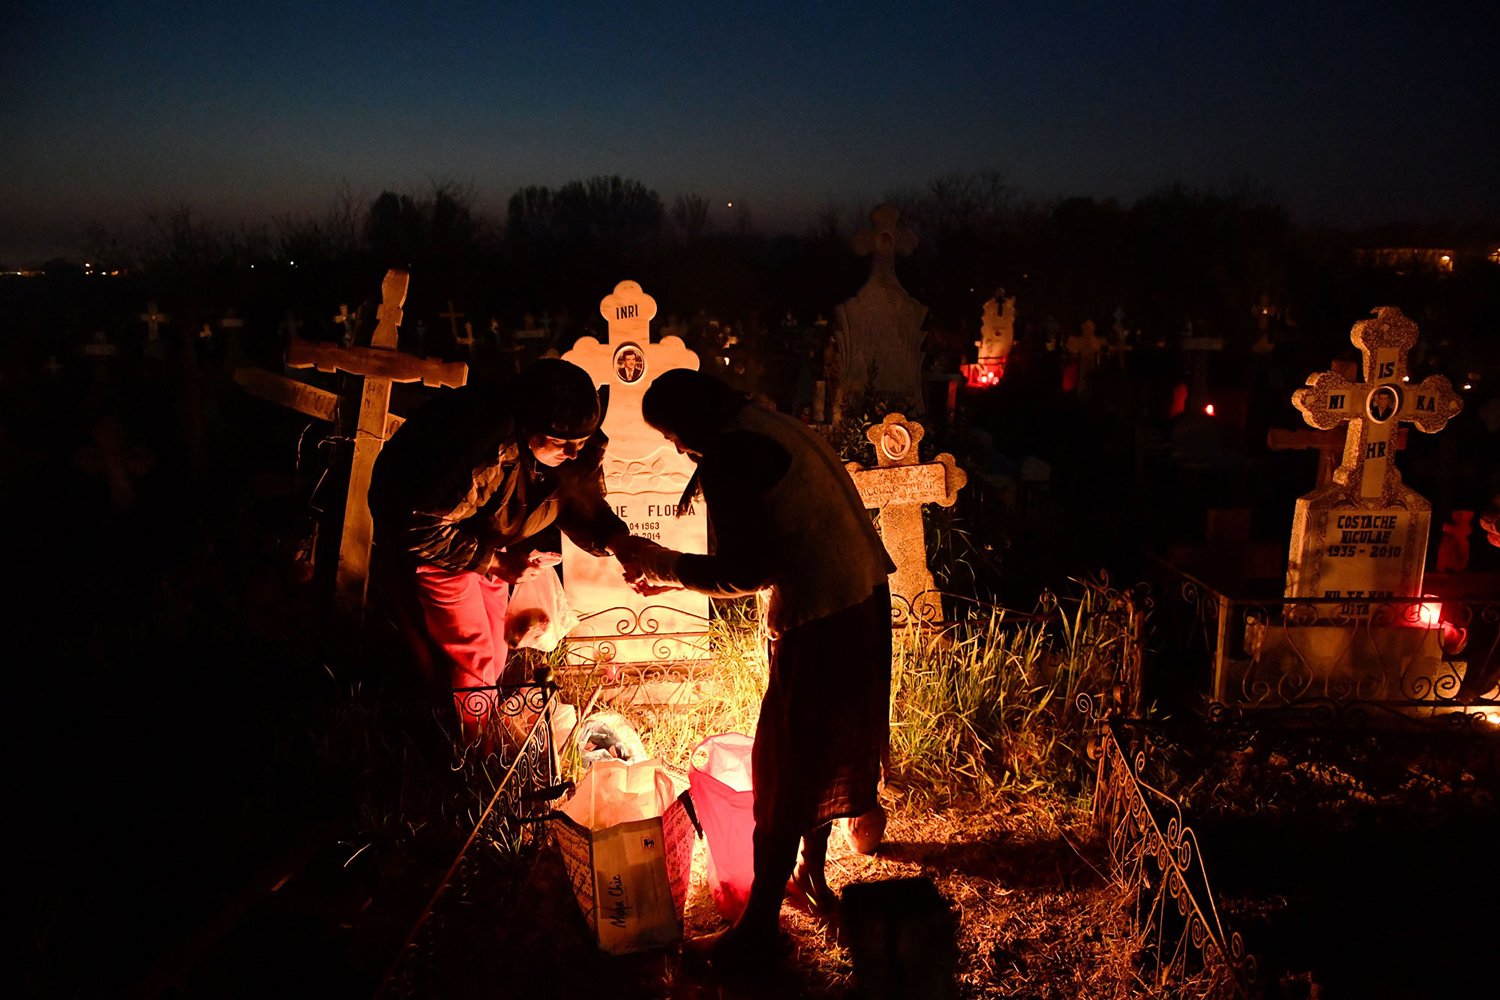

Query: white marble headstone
[561,280,709,662]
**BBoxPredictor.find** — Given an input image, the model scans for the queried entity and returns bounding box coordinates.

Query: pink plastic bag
[689,733,756,922]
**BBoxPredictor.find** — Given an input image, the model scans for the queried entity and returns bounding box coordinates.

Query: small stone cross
[140,302,170,342]
[846,413,967,625]
[280,311,304,342]
[1292,306,1462,500]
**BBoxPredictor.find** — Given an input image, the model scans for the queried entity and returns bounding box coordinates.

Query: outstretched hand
[616,537,685,594]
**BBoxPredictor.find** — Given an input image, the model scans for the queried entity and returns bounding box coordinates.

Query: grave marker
[1284,307,1462,603]
[439,300,467,352]
[281,270,468,609]
[833,204,928,418]
[141,301,170,360]
[846,413,967,624]
[561,280,709,663]
[332,304,354,346]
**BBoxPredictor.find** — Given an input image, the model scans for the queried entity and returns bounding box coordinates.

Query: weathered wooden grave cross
[846,413,967,624]
[235,270,468,609]
[1284,306,1462,599]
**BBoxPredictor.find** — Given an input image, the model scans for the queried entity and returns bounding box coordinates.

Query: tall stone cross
[1284,306,1462,600]
[283,270,468,610]
[834,204,927,417]
[561,279,708,662]
[846,413,967,625]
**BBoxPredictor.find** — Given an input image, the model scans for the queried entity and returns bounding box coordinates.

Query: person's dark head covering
[514,358,603,439]
[641,369,750,454]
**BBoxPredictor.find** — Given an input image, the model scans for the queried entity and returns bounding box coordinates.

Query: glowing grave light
[1204,403,1216,417]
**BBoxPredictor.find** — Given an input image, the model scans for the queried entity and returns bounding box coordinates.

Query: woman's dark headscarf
[641,369,750,455]
[514,358,604,439]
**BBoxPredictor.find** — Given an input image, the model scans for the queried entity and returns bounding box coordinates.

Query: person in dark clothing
[620,369,895,966]
[369,358,631,742]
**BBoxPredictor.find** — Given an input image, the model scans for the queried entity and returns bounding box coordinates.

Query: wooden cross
[440,300,467,349]
[1267,426,1408,487]
[845,413,967,625]
[1292,306,1462,500]
[140,301,170,341]
[282,270,468,609]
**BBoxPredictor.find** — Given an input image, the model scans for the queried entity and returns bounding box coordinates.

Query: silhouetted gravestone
[834,204,927,418]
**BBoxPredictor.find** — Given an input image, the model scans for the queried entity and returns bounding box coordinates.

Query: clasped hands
[613,535,684,595]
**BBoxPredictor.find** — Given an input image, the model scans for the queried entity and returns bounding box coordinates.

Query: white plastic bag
[505,565,579,651]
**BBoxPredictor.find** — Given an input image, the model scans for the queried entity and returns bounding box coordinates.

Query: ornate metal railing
[1151,561,1500,724]
[567,602,715,665]
[1093,721,1255,997]
[449,669,565,835]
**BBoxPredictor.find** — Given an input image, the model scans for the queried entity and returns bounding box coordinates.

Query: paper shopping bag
[549,758,696,954]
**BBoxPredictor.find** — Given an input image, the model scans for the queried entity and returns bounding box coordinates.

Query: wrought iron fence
[1093,721,1254,997]
[1150,561,1500,725]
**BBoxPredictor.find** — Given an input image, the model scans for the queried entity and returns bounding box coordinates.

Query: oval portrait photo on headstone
[614,343,645,384]
[1367,384,1400,423]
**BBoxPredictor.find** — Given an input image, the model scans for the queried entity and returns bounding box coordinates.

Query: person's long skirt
[752,583,891,838]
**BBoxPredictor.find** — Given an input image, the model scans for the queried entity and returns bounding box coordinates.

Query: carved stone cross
[283,270,468,609]
[1284,307,1462,601]
[834,204,928,416]
[140,301,170,342]
[561,280,708,662]
[1291,306,1461,500]
[846,413,967,624]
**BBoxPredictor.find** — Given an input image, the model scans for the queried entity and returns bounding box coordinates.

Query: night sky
[4,0,1497,263]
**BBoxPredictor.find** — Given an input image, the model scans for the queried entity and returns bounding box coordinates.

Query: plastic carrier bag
[689,733,756,922]
[505,565,579,651]
[549,757,697,955]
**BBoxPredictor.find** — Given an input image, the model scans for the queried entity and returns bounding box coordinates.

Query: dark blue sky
[4,0,1496,262]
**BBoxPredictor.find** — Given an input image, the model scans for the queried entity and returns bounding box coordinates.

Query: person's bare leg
[691,824,797,966]
[789,823,838,917]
